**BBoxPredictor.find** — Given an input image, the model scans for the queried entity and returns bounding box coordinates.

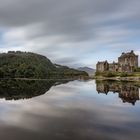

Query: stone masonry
[96,50,138,73]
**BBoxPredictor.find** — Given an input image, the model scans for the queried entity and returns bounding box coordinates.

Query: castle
[96,50,138,73]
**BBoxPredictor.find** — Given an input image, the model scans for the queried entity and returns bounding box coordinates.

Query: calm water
[0,79,140,140]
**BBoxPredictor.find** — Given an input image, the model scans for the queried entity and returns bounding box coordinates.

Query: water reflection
[96,80,140,105]
[0,79,70,100]
[0,80,139,140]
[0,79,140,106]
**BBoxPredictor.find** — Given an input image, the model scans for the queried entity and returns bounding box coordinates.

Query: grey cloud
[0,0,140,68]
[0,0,134,42]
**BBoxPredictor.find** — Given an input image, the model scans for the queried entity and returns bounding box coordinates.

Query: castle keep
[96,50,138,73]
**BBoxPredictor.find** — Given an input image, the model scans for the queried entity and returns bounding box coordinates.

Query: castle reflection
[96,80,140,105]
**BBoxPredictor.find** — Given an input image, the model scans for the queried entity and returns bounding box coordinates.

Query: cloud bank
[0,0,140,68]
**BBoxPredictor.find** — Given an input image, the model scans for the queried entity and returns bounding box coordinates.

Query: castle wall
[118,54,138,72]
[109,63,119,72]
[96,61,109,72]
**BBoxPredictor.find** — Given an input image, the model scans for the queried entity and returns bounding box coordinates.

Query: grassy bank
[94,71,140,82]
[95,71,140,77]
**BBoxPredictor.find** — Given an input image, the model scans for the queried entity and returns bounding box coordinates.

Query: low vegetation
[95,71,140,78]
[134,67,140,72]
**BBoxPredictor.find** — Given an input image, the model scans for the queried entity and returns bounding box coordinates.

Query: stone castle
[96,50,138,73]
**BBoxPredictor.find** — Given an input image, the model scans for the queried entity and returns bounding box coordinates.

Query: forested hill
[0,51,88,79]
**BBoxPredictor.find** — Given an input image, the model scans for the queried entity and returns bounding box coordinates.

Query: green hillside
[0,51,88,79]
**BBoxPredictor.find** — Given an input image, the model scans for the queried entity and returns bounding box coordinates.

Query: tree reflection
[96,80,139,105]
[0,79,70,100]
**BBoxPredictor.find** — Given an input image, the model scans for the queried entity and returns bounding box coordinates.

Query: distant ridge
[78,67,96,76]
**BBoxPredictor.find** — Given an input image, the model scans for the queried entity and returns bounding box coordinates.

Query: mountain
[78,67,96,76]
[0,51,88,79]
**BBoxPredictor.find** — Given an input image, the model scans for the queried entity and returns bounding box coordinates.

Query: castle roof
[119,50,137,58]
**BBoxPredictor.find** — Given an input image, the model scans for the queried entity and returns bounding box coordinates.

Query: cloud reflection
[0,80,139,139]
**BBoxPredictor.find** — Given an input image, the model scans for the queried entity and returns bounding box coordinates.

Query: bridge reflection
[96,80,139,105]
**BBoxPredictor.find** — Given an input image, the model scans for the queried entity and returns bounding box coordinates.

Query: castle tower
[118,50,138,72]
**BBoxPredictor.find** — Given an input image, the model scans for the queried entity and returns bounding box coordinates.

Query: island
[95,50,140,82]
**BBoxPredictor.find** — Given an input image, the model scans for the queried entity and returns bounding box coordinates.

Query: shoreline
[0,76,91,81]
[95,76,140,82]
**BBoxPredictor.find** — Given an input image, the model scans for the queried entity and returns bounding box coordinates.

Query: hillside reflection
[96,80,140,105]
[0,79,70,100]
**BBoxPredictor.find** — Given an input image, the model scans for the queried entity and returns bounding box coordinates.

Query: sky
[0,0,140,69]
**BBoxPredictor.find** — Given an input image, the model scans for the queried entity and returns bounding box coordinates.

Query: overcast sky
[0,0,140,68]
